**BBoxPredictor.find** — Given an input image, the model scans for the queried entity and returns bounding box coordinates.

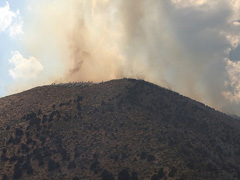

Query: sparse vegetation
[0,79,240,179]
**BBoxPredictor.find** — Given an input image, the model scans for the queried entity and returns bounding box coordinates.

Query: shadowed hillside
[0,79,240,180]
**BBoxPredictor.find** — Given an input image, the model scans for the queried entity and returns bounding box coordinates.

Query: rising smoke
[12,0,240,115]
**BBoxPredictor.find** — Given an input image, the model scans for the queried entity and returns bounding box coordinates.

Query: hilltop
[0,78,240,180]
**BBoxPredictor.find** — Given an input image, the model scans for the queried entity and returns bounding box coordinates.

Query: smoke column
[11,0,240,115]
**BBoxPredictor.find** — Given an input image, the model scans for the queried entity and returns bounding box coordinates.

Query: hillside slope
[0,79,240,180]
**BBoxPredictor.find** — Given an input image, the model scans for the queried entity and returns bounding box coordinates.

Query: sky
[1,0,240,116]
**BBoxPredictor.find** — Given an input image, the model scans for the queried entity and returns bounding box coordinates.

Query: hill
[0,79,240,180]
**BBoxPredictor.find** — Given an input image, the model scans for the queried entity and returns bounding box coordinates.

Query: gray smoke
[13,0,240,115]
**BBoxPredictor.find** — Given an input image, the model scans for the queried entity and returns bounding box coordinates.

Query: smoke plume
[10,0,240,115]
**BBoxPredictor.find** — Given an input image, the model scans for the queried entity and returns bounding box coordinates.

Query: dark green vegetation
[0,79,240,180]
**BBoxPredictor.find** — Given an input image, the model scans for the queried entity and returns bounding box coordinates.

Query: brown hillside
[0,78,240,180]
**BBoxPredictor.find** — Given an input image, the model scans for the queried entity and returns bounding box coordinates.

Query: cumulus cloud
[0,2,23,38]
[222,59,240,103]
[9,51,43,80]
[0,2,15,32]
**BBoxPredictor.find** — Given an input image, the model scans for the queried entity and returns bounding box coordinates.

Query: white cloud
[0,2,23,38]
[0,2,16,32]
[222,59,240,103]
[9,21,24,38]
[170,0,215,8]
[9,51,43,80]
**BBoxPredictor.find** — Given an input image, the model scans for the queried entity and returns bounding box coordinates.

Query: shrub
[60,148,70,161]
[21,143,29,153]
[68,161,76,169]
[90,160,99,171]
[48,113,54,122]
[13,164,22,179]
[147,155,156,162]
[13,137,21,145]
[26,112,37,121]
[39,136,46,144]
[77,96,83,102]
[38,109,42,115]
[206,162,218,174]
[27,166,34,175]
[48,159,60,171]
[26,138,33,144]
[2,148,7,154]
[101,169,115,180]
[140,152,147,159]
[25,131,30,138]
[7,136,14,144]
[150,174,159,180]
[72,177,79,180]
[1,154,9,161]
[15,128,23,136]
[39,160,44,167]
[2,174,8,180]
[76,96,83,111]
[74,147,80,158]
[17,156,25,164]
[186,159,195,169]
[157,168,165,179]
[131,171,139,180]
[168,167,177,177]
[42,115,47,123]
[101,100,106,106]
[29,118,41,127]
[118,169,130,180]
[22,160,30,170]
[10,155,19,163]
